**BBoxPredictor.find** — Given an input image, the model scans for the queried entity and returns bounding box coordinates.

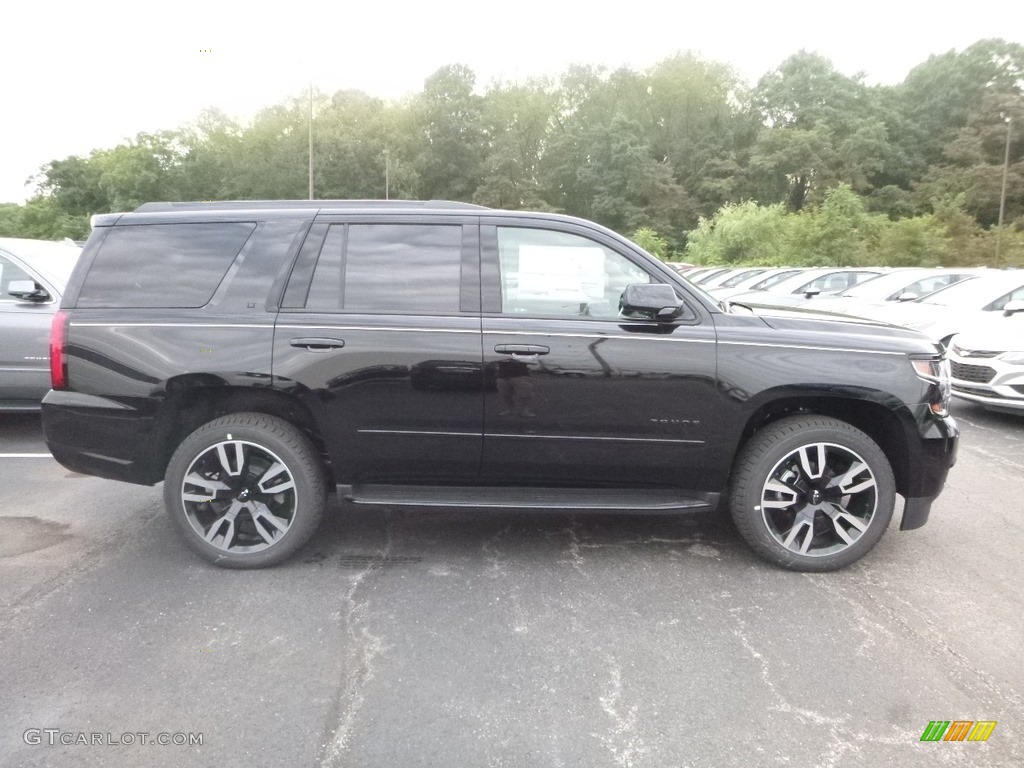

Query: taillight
[50,310,69,390]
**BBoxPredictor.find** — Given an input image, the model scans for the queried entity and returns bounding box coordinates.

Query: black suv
[42,201,958,571]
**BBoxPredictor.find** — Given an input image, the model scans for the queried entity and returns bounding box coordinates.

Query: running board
[344,484,717,513]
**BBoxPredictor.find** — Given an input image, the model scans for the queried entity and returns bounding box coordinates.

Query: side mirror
[802,287,821,298]
[7,280,51,302]
[896,292,919,302]
[1003,300,1024,317]
[620,284,684,322]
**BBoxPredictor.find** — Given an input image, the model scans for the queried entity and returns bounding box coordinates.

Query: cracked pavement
[0,401,1021,767]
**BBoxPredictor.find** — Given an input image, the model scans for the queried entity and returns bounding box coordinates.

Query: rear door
[272,215,484,484]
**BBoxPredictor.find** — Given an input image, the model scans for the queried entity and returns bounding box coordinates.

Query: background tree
[747,52,890,211]
[7,41,1023,267]
[412,64,485,201]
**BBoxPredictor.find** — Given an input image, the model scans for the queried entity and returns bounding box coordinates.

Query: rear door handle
[290,337,345,351]
[494,344,550,355]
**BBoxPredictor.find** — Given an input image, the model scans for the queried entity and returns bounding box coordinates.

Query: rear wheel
[729,415,895,571]
[163,413,326,568]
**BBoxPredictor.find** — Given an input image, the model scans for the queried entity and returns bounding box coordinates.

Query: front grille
[951,361,997,383]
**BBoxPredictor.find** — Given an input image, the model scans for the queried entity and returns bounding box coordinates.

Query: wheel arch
[733,393,913,499]
[154,383,333,485]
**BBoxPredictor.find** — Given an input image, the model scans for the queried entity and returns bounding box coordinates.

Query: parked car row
[672,264,1024,414]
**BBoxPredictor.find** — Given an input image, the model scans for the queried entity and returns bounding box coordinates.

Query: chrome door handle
[494,344,550,355]
[290,337,345,351]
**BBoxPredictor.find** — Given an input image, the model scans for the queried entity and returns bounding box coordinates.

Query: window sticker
[515,245,607,300]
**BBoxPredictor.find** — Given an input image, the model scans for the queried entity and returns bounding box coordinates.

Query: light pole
[308,81,314,201]
[996,114,1012,262]
[384,149,390,200]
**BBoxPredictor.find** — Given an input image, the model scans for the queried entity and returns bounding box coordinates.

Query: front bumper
[951,385,1024,412]
[949,353,1024,412]
[899,406,958,531]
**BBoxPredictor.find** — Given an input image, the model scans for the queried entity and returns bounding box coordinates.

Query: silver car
[0,238,82,411]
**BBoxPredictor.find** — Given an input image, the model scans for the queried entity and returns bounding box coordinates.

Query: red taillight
[50,310,69,390]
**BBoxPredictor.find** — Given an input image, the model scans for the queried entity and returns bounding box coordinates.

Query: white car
[706,268,804,299]
[726,268,882,308]
[948,304,1024,413]
[809,268,980,316]
[854,271,1024,346]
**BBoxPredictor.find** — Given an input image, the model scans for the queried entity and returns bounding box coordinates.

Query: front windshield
[918,275,1021,307]
[839,271,920,298]
[719,268,766,288]
[748,269,801,290]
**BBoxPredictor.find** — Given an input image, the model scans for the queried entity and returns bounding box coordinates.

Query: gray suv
[0,237,81,411]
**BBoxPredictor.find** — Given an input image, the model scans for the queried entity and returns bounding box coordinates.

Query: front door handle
[494,344,550,356]
[290,337,346,351]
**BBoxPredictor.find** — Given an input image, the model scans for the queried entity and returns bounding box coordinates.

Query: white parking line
[0,453,53,458]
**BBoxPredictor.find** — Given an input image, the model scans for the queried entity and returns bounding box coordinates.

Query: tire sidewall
[730,418,896,572]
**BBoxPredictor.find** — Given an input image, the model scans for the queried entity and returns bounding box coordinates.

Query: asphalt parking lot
[0,402,1021,768]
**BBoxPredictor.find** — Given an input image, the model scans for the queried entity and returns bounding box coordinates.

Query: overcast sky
[3,0,1022,204]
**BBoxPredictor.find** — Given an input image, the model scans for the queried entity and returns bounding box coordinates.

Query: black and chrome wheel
[164,413,326,568]
[729,415,895,571]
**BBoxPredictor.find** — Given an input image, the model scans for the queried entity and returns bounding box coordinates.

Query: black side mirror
[7,280,51,302]
[620,284,684,322]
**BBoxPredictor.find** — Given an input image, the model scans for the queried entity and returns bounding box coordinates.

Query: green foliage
[747,52,890,211]
[870,215,948,267]
[684,201,791,265]
[632,227,670,259]
[790,185,882,266]
[413,64,485,201]
[0,198,89,240]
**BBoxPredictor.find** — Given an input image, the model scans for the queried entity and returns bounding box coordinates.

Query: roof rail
[134,200,488,213]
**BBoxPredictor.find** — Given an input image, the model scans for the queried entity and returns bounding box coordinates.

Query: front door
[479,222,718,488]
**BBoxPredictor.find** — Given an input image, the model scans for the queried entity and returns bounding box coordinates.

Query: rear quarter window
[77,223,256,308]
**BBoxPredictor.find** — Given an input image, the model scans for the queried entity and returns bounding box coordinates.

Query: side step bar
[343,484,718,514]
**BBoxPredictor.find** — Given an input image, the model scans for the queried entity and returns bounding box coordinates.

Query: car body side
[41,207,957,536]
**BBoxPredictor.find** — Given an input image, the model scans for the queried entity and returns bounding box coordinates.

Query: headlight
[911,358,942,379]
[911,355,951,415]
[998,352,1024,365]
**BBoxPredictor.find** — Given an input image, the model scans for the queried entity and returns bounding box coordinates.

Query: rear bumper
[42,390,165,485]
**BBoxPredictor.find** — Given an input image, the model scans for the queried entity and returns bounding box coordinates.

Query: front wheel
[163,413,326,568]
[728,415,896,571]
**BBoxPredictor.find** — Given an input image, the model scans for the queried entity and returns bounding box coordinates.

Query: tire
[728,415,896,572]
[163,413,326,568]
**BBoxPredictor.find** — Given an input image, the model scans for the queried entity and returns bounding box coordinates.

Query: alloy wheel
[180,440,298,554]
[760,442,879,558]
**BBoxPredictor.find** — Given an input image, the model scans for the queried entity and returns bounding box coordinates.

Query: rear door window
[303,223,464,314]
